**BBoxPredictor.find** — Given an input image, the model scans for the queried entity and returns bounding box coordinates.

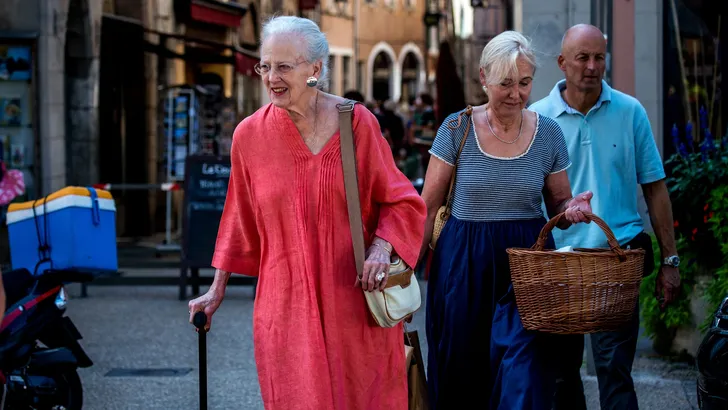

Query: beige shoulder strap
[442,105,473,214]
[337,100,365,279]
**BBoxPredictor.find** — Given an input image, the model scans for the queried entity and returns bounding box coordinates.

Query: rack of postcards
[156,86,204,251]
[160,86,201,182]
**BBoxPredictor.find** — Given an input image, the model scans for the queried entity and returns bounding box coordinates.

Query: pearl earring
[482,85,487,92]
[306,76,318,87]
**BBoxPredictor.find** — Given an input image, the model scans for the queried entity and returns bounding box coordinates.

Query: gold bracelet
[373,242,392,254]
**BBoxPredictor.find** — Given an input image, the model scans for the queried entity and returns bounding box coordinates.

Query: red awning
[235,52,257,77]
[299,0,319,10]
[190,0,244,28]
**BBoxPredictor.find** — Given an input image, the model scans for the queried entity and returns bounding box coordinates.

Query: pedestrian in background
[188,15,427,410]
[419,30,593,409]
[529,24,681,410]
[381,100,406,153]
[410,93,437,171]
[343,89,365,103]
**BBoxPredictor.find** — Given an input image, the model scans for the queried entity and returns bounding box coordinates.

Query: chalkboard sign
[182,155,231,268]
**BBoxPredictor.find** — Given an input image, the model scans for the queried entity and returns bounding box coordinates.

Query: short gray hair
[479,30,537,86]
[261,16,330,90]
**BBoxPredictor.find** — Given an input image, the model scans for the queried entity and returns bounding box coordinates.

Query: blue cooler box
[7,186,118,275]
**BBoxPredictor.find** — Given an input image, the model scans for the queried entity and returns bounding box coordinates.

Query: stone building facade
[0,0,103,199]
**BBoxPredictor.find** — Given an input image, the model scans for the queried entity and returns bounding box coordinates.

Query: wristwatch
[663,255,680,268]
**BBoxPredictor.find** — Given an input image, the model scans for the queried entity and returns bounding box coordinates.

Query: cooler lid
[8,186,113,213]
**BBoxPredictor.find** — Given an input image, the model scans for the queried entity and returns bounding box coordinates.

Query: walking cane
[193,311,208,410]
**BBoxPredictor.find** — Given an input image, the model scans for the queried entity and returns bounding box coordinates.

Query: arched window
[372,52,392,101]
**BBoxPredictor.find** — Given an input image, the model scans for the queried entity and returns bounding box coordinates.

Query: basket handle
[532,212,627,262]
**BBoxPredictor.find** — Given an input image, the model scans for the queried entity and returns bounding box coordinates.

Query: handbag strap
[442,105,473,214]
[337,100,366,280]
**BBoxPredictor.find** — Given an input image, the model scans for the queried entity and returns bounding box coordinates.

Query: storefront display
[160,86,201,181]
[0,42,35,201]
[159,83,239,180]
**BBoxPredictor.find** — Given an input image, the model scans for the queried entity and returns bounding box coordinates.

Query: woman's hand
[564,191,594,224]
[358,239,392,292]
[188,289,224,332]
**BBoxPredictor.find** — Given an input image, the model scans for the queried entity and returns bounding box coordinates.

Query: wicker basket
[506,212,645,334]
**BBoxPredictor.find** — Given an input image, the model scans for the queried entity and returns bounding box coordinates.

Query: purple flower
[700,106,709,130]
[672,124,680,150]
[679,142,689,157]
[704,129,714,150]
[686,122,695,151]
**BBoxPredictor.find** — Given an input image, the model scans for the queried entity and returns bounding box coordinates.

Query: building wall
[518,0,663,156]
[634,0,663,156]
[319,1,355,96]
[258,0,299,19]
[0,0,41,31]
[518,0,590,103]
[612,0,635,96]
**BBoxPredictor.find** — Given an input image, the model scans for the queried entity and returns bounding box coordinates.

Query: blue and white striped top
[429,109,571,222]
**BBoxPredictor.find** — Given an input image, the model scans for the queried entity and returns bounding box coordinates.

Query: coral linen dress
[211,103,427,410]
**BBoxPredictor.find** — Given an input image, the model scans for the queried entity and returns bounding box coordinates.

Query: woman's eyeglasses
[254,62,301,76]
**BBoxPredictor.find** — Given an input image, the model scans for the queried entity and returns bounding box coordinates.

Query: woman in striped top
[419,31,594,409]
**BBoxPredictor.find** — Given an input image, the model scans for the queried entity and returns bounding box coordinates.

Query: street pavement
[64,269,699,410]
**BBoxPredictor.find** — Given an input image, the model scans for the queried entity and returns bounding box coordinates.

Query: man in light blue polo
[529,24,681,410]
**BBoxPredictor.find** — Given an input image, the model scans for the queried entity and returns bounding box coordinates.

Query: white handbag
[362,255,422,327]
[337,100,422,328]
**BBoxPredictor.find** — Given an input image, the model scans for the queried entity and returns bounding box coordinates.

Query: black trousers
[552,232,655,410]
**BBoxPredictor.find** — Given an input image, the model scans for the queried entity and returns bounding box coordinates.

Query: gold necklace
[484,104,523,145]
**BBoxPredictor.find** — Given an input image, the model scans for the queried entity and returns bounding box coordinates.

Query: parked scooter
[697,295,728,409]
[0,268,94,410]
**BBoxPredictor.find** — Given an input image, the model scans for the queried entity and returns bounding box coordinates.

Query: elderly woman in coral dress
[187,15,427,410]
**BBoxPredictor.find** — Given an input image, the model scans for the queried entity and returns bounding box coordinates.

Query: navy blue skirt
[425,215,559,410]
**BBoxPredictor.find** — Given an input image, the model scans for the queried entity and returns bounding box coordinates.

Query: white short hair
[261,16,330,90]
[479,31,537,86]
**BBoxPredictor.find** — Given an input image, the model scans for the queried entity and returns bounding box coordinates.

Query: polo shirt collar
[544,79,612,117]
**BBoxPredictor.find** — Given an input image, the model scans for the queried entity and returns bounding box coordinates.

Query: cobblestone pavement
[64,271,699,410]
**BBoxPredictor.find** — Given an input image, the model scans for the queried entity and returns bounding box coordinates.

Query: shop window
[0,43,35,201]
[342,55,351,93]
[401,52,419,103]
[372,52,393,101]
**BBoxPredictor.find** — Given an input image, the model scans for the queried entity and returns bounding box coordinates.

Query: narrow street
[65,269,699,409]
